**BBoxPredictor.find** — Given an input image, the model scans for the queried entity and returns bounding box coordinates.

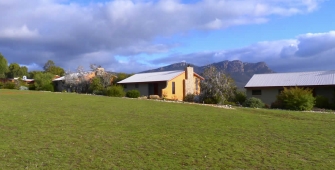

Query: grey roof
[118,70,184,83]
[245,70,335,88]
[53,76,65,81]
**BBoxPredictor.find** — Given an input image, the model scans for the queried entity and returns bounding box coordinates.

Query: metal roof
[245,70,335,88]
[118,70,184,83]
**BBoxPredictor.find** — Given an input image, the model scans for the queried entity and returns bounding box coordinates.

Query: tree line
[0,53,132,92]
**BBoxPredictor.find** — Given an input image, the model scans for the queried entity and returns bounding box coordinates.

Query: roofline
[194,72,204,80]
[118,80,167,84]
[245,84,335,88]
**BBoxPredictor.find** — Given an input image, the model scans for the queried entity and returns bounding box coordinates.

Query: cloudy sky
[0,0,334,73]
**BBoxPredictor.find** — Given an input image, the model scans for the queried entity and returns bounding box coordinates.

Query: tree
[28,71,44,79]
[43,60,55,71]
[113,73,132,84]
[43,60,65,76]
[0,53,8,78]
[33,72,54,91]
[6,63,28,78]
[200,66,237,104]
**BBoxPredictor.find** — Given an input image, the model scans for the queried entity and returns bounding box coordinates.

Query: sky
[0,0,334,73]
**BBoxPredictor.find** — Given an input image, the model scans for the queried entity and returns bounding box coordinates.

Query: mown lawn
[1,89,335,169]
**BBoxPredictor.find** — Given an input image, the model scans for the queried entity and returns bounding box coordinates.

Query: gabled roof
[118,70,185,83]
[245,70,335,88]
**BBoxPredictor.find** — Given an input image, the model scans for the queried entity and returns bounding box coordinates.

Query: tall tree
[6,63,28,78]
[43,60,65,76]
[200,66,237,104]
[43,60,55,71]
[0,53,8,78]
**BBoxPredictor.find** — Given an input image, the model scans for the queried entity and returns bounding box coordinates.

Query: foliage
[28,84,36,90]
[184,93,196,102]
[3,82,16,89]
[315,95,330,109]
[89,77,103,92]
[126,90,140,98]
[234,90,247,105]
[105,85,125,97]
[0,53,8,78]
[28,71,43,79]
[271,100,283,109]
[6,63,28,78]
[113,72,133,84]
[243,97,265,108]
[200,66,237,104]
[277,87,315,111]
[43,60,65,76]
[64,66,90,93]
[33,72,54,91]
[1,90,335,169]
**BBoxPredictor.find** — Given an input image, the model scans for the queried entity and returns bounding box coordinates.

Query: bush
[28,84,36,90]
[19,86,29,90]
[315,95,330,109]
[184,93,195,102]
[41,84,54,92]
[105,85,125,97]
[271,100,283,109]
[3,82,16,89]
[243,97,265,108]
[277,87,315,111]
[126,90,140,98]
[234,91,247,105]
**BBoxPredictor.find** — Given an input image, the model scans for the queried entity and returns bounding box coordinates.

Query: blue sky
[0,0,334,73]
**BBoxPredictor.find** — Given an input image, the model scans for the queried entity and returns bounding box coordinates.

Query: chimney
[184,66,194,95]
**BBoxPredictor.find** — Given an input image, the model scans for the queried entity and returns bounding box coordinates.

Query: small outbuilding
[245,70,335,105]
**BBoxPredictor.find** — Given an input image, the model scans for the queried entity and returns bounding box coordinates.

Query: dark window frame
[172,82,175,94]
[252,90,262,95]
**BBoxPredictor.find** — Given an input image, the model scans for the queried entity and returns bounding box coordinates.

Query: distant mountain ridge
[141,60,274,89]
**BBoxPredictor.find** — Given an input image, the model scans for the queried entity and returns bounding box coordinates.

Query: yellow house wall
[162,73,202,101]
[163,72,185,100]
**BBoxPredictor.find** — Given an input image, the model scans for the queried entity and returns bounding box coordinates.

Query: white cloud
[151,31,335,72]
[0,0,324,72]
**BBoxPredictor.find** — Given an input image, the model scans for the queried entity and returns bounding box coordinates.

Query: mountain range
[141,60,274,89]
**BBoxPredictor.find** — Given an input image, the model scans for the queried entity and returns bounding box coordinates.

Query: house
[0,76,34,85]
[245,70,335,105]
[118,66,204,100]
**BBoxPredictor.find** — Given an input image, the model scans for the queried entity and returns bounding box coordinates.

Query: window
[252,90,262,95]
[135,84,139,88]
[172,82,175,94]
[195,78,199,91]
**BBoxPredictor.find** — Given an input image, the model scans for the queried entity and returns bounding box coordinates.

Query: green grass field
[1,89,335,169]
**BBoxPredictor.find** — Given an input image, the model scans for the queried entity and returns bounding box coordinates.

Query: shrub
[277,87,315,111]
[41,84,54,92]
[271,100,283,109]
[28,84,36,90]
[234,91,247,105]
[3,82,16,89]
[105,85,125,97]
[243,97,265,108]
[19,86,29,90]
[315,95,330,109]
[126,90,140,98]
[184,93,195,102]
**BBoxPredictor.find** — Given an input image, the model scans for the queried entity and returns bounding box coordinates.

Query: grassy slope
[0,90,335,169]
